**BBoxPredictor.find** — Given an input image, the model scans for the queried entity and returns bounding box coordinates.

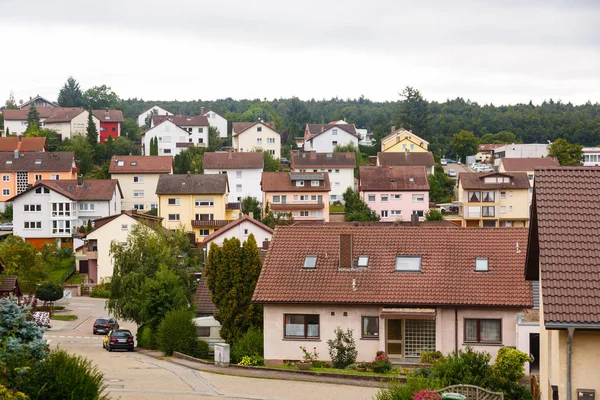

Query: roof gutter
[545,322,600,330]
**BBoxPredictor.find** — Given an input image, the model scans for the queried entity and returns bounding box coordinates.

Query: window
[272,195,281,203]
[2,189,9,196]
[257,138,263,145]
[499,206,506,213]
[410,144,415,150]
[199,127,203,133]
[357,256,369,267]
[381,194,389,202]
[133,176,144,183]
[303,256,317,269]
[311,180,319,187]
[392,194,402,200]
[412,210,424,217]
[163,149,171,154]
[395,256,422,272]
[509,205,513,212]
[134,204,144,210]
[24,204,41,212]
[362,316,379,338]
[168,198,180,205]
[335,181,340,187]
[500,191,506,199]
[244,228,249,235]
[236,171,242,178]
[50,174,59,180]
[267,137,275,144]
[332,129,338,135]
[121,224,128,230]
[257,126,262,132]
[236,184,242,192]
[464,319,501,344]
[197,327,210,337]
[391,210,402,216]
[168,214,180,221]
[195,198,214,207]
[482,206,495,217]
[199,229,210,236]
[367,195,376,202]
[24,221,42,229]
[2,175,9,182]
[151,204,157,210]
[380,210,388,218]
[412,194,424,203]
[268,149,275,156]
[35,186,50,195]
[133,190,144,198]
[52,220,71,234]
[78,203,94,212]
[475,257,489,271]
[335,169,340,173]
[332,141,338,146]
[509,191,513,197]
[482,191,495,202]
[117,160,125,166]
[331,195,337,200]
[300,211,309,217]
[34,174,42,181]
[296,180,305,187]
[468,191,481,202]
[528,174,534,181]
[284,314,319,338]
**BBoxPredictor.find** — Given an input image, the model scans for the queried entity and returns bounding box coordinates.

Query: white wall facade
[142,120,207,157]
[111,173,163,211]
[13,189,74,239]
[46,112,100,140]
[204,220,273,248]
[137,106,172,126]
[204,168,263,203]
[234,124,281,159]
[304,128,358,153]
[291,166,354,203]
[4,120,28,136]
[204,111,228,138]
[493,144,549,166]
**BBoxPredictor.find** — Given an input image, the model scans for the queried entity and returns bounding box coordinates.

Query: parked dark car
[103,329,134,352]
[93,318,119,335]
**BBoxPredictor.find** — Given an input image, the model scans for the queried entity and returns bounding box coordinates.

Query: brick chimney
[200,107,205,115]
[411,213,419,226]
[339,234,352,268]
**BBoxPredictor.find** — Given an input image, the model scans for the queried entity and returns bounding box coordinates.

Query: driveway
[46,297,378,400]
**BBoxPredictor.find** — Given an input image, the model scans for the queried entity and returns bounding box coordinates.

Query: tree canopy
[83,85,120,110]
[57,76,84,107]
[451,130,478,163]
[343,188,380,222]
[548,138,583,166]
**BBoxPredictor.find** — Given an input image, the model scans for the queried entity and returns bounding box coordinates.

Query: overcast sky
[2,0,599,106]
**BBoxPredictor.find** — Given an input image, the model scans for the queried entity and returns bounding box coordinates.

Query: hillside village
[0,82,599,400]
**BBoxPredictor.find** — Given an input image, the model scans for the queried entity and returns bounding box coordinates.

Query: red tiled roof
[500,157,560,171]
[153,115,208,127]
[92,210,163,230]
[109,156,173,174]
[8,179,121,202]
[232,121,277,136]
[194,275,219,314]
[92,109,124,123]
[459,172,530,190]
[0,152,74,172]
[526,167,600,325]
[305,123,358,139]
[203,152,264,170]
[43,108,86,123]
[291,152,356,169]
[359,166,429,191]
[202,216,274,246]
[0,137,46,152]
[3,106,57,120]
[261,172,331,192]
[156,174,228,195]
[253,226,532,307]
[377,152,435,167]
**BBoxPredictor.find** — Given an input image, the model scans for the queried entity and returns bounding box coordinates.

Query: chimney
[228,151,232,159]
[262,240,270,251]
[405,148,409,156]
[391,125,396,133]
[200,107,205,115]
[13,150,19,159]
[339,234,352,268]
[249,211,254,219]
[410,213,419,227]
[18,135,22,142]
[77,174,83,187]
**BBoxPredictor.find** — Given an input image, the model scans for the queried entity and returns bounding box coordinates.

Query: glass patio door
[386,319,403,357]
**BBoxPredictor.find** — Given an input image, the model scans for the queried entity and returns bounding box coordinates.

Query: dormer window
[131,161,137,166]
[303,256,317,269]
[311,180,319,187]
[117,161,124,166]
[409,177,414,182]
[475,257,489,271]
[357,256,369,268]
[35,160,42,165]
[395,256,422,272]
[296,180,305,187]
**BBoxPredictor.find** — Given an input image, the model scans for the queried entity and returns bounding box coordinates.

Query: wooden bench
[435,384,504,400]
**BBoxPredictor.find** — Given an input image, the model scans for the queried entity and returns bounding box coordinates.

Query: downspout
[454,307,458,353]
[567,327,575,400]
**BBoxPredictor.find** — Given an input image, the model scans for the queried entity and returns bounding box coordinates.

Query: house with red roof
[203,152,264,203]
[92,110,124,143]
[253,225,533,366]
[302,121,359,153]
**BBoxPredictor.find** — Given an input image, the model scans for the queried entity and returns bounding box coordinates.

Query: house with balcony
[457,172,530,227]
[260,172,331,222]
[203,151,263,203]
[380,127,429,153]
[8,178,122,249]
[148,115,210,155]
[302,122,359,153]
[290,152,356,203]
[78,211,162,284]
[42,108,100,140]
[0,151,78,212]
[92,109,124,144]
[359,166,430,221]
[232,122,281,159]
[109,155,173,212]
[155,174,240,244]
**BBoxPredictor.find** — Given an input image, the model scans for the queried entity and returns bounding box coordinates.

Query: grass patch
[64,273,83,285]
[329,204,345,213]
[266,365,401,377]
[51,314,78,321]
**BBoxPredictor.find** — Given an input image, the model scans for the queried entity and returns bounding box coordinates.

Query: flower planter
[356,367,367,372]
[297,363,311,371]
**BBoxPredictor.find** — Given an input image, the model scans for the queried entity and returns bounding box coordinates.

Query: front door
[386,319,403,357]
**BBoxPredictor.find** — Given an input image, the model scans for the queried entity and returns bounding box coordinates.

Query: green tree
[241,196,261,220]
[83,85,120,110]
[451,130,478,163]
[262,150,280,172]
[5,91,18,109]
[241,103,283,131]
[174,146,204,174]
[342,188,380,222]
[207,126,220,152]
[260,202,293,228]
[548,138,583,166]
[24,103,40,134]
[25,128,61,151]
[36,282,64,304]
[57,76,84,107]
[60,136,94,175]
[122,118,141,142]
[425,209,444,221]
[0,236,47,284]
[394,86,429,136]
[86,109,98,145]
[428,167,456,203]
[285,97,311,146]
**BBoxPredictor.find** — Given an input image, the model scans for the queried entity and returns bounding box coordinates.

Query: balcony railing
[271,202,325,211]
[191,219,235,228]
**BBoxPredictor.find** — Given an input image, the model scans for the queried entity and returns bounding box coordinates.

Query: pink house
[261,172,331,222]
[359,166,430,221]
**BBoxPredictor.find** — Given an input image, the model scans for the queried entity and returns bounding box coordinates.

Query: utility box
[214,343,230,367]
[442,394,466,400]
[577,389,595,399]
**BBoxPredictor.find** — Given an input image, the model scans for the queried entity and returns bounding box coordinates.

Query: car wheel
[128,347,134,352]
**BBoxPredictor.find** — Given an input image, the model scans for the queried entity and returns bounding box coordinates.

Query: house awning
[379,308,436,320]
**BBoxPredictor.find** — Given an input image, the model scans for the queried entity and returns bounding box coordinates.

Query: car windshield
[95,319,109,324]
[112,330,132,337]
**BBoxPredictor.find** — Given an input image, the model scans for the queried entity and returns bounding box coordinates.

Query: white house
[201,216,274,249]
[232,122,280,159]
[201,107,228,139]
[137,105,172,127]
[290,152,356,203]
[150,115,210,151]
[3,107,58,136]
[203,151,264,203]
[303,122,359,153]
[79,211,162,284]
[43,108,100,140]
[142,120,202,157]
[493,144,549,166]
[8,178,122,249]
[108,155,173,211]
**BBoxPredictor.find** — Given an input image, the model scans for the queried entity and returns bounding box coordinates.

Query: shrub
[0,384,28,400]
[136,324,157,350]
[413,389,441,400]
[326,327,357,369]
[194,339,210,359]
[157,309,198,356]
[299,345,319,363]
[372,351,392,374]
[430,346,492,387]
[373,379,413,400]
[419,350,443,364]
[231,327,263,363]
[312,360,328,368]
[491,347,533,400]
[237,355,263,366]
[90,282,111,298]
[36,282,63,303]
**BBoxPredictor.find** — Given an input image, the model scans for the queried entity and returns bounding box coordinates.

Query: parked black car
[93,318,119,335]
[104,329,134,352]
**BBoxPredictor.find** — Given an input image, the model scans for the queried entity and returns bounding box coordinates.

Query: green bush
[326,327,357,369]
[231,327,263,363]
[17,349,107,400]
[491,347,533,400]
[373,374,435,400]
[420,350,443,364]
[430,346,492,387]
[136,324,157,350]
[157,309,197,356]
[372,351,392,374]
[0,384,28,400]
[90,282,110,298]
[194,339,210,359]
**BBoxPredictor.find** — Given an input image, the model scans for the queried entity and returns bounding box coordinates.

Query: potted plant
[355,362,369,372]
[297,346,319,370]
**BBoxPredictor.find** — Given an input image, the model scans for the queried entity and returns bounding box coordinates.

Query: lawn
[329,204,345,213]
[64,273,83,285]
[266,365,402,377]
[50,314,78,321]
[47,261,75,284]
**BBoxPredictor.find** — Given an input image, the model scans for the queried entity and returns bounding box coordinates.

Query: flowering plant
[372,351,392,373]
[413,389,441,400]
[299,345,319,363]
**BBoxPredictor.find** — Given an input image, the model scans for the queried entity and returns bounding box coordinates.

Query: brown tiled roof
[359,166,429,191]
[525,167,600,325]
[203,152,264,170]
[478,144,505,152]
[459,172,530,190]
[152,115,208,127]
[261,172,331,192]
[194,275,219,314]
[291,152,356,169]
[92,210,163,230]
[0,276,21,296]
[253,226,532,307]
[43,108,86,123]
[3,106,57,120]
[305,123,358,139]
[156,174,228,195]
[377,152,435,167]
[202,216,273,245]
[0,137,46,152]
[500,157,560,171]
[380,128,428,145]
[109,156,173,174]
[0,152,74,172]
[292,220,457,227]
[92,109,124,123]
[232,121,277,136]
[27,179,121,201]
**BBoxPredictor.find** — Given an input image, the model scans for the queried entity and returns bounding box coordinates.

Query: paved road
[442,162,470,175]
[46,297,378,400]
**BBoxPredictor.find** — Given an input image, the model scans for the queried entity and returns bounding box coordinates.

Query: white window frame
[296,180,305,187]
[168,214,180,221]
[2,189,9,196]
[311,180,319,187]
[367,194,376,202]
[50,174,59,180]
[133,190,144,198]
[2,175,9,182]
[395,256,422,272]
[168,198,180,206]
[412,194,425,203]
[133,176,144,183]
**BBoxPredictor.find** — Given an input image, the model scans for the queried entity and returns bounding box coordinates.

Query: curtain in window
[465,319,478,341]
[285,315,305,336]
[480,320,500,342]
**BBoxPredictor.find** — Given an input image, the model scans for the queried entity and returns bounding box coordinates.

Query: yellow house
[156,174,240,244]
[457,171,530,227]
[525,167,600,400]
[381,127,429,153]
